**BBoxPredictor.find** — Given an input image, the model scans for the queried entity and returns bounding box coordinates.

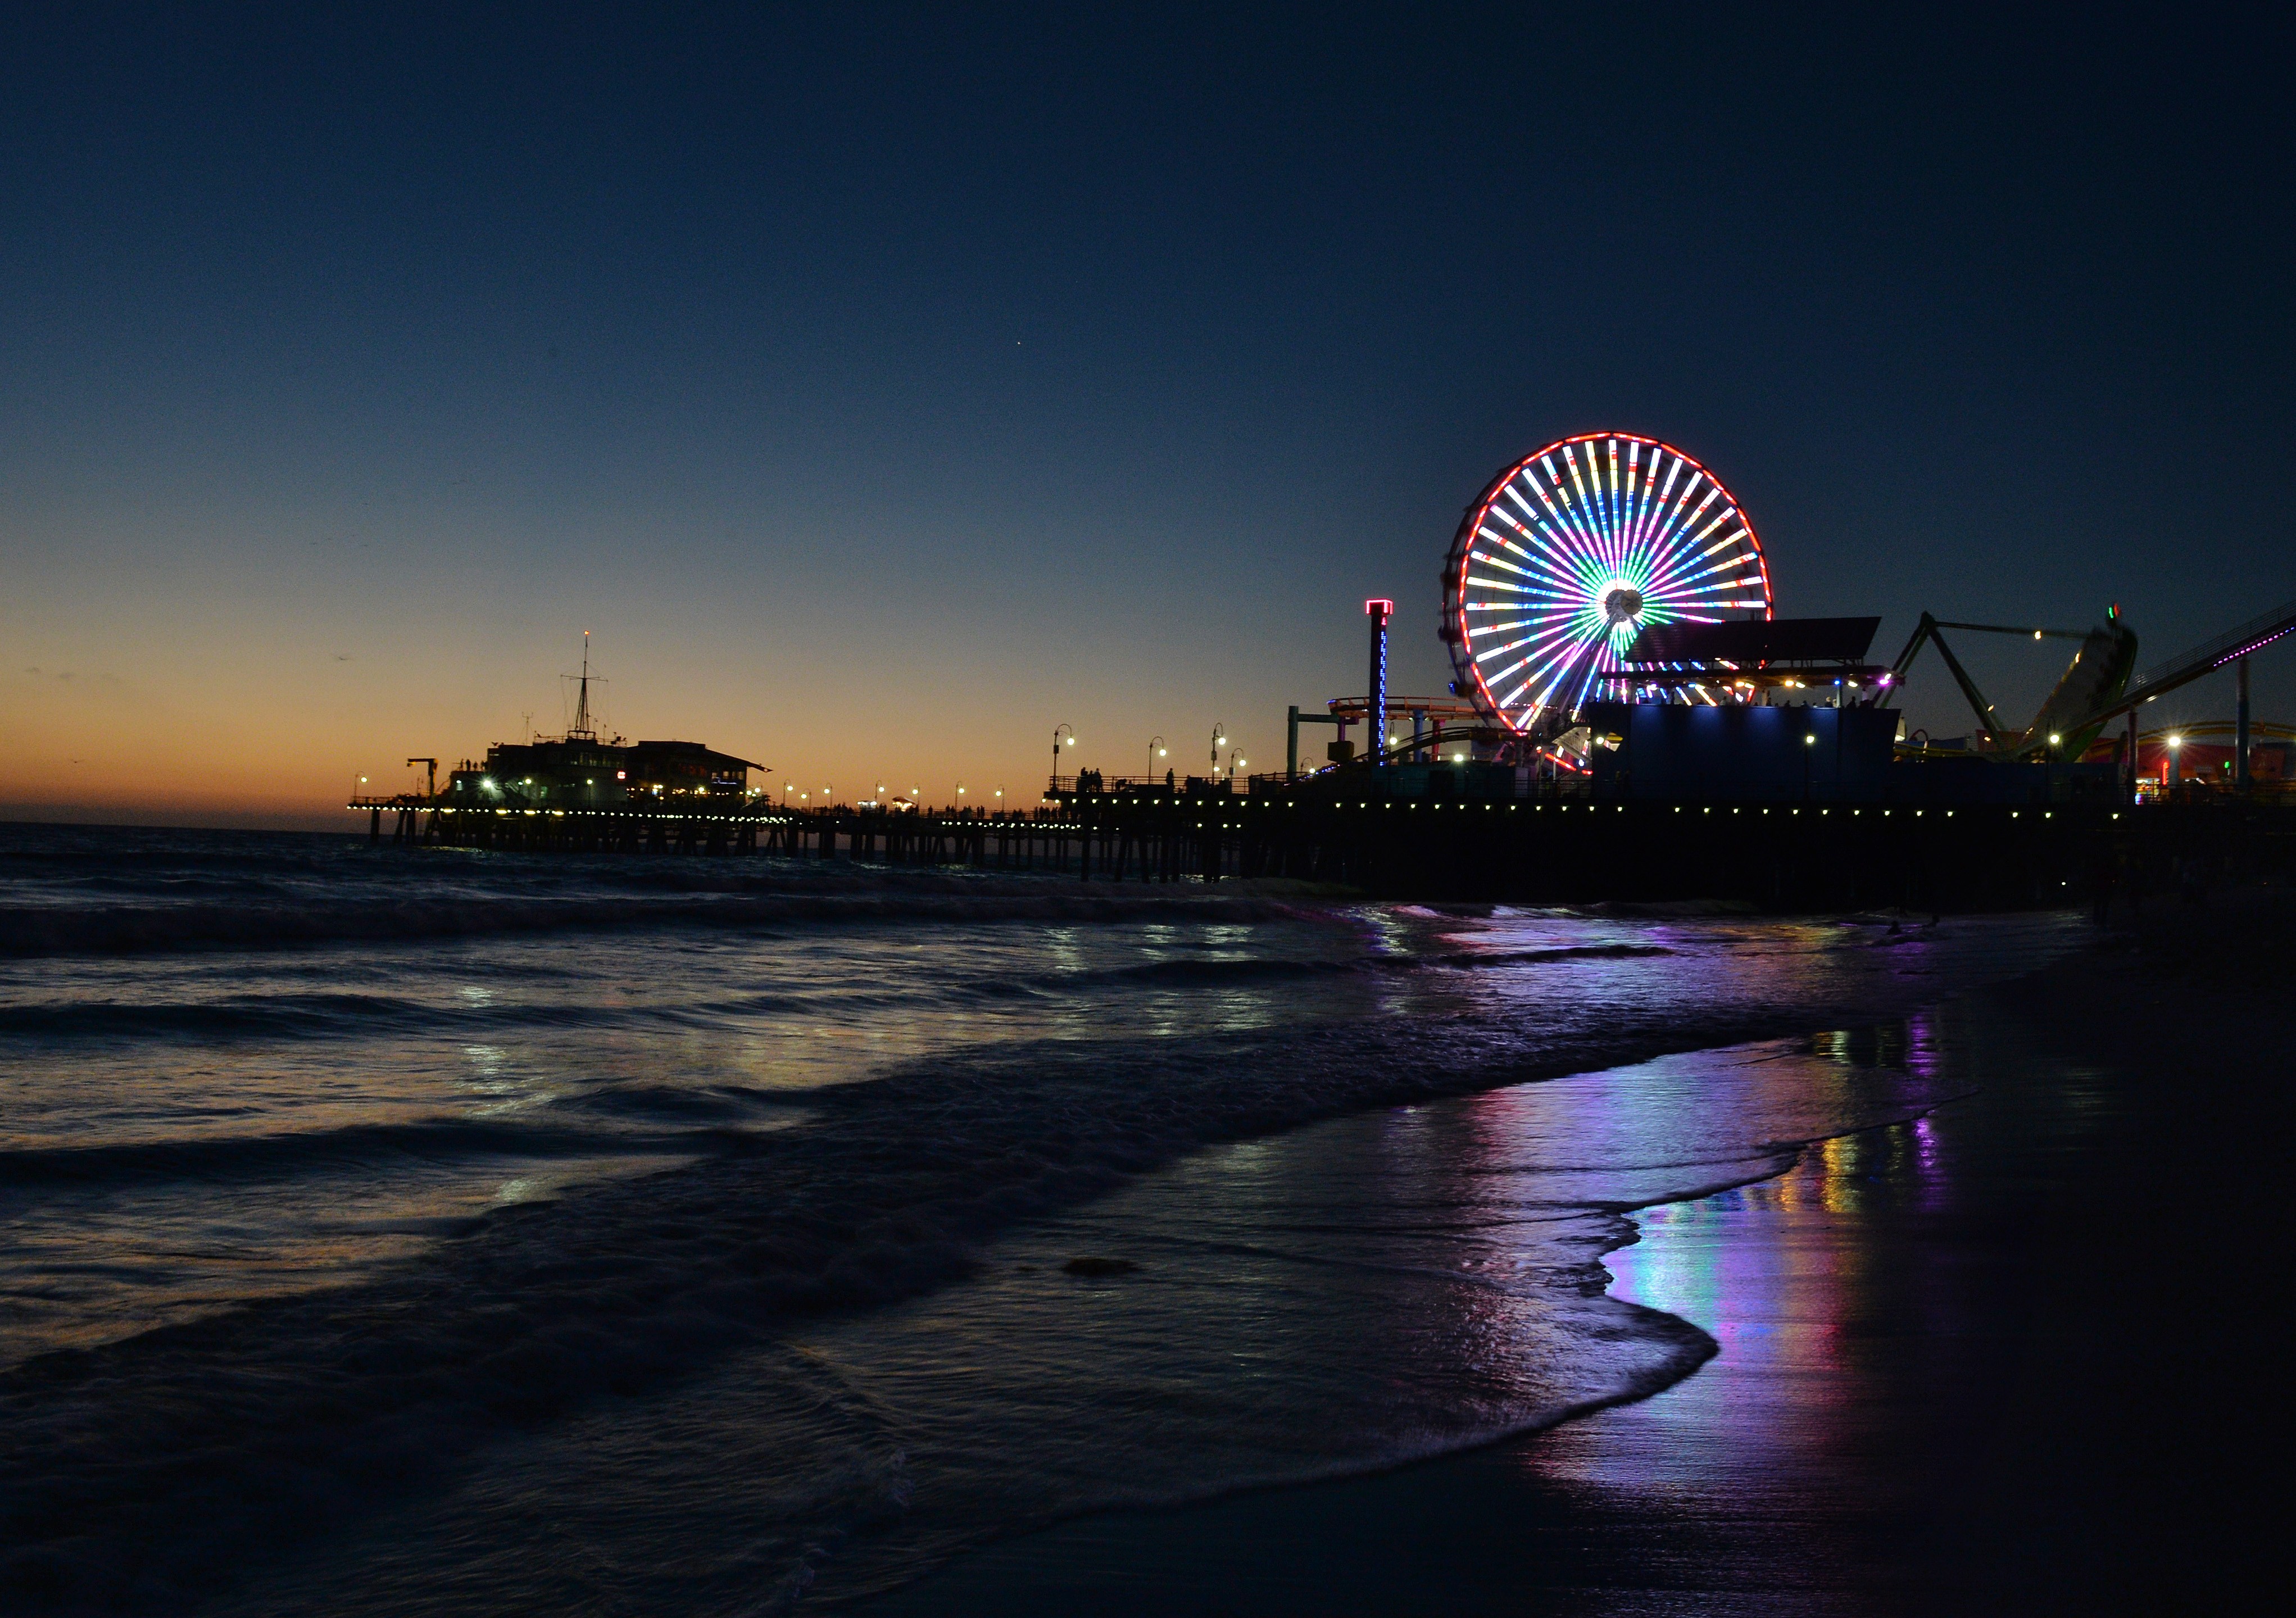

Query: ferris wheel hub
[1603,586,1645,624]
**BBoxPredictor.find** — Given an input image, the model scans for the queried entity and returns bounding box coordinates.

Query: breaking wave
[0,1116,739,1190]
[1034,942,1678,992]
[0,888,1309,960]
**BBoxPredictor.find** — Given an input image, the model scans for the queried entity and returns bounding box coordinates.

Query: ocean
[0,824,2087,1613]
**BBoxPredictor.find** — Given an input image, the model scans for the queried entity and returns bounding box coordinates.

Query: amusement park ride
[1283,429,2296,799]
[1439,434,1776,743]
[1886,613,2136,761]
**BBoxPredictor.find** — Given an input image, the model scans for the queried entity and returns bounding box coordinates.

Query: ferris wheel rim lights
[1442,431,1775,737]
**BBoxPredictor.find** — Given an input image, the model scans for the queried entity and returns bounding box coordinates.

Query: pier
[348,779,2294,913]
[348,574,2296,912]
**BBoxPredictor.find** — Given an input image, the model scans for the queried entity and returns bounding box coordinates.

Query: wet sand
[859,892,2287,1614]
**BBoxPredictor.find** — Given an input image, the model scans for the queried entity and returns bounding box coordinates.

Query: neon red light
[1365,598,1395,616]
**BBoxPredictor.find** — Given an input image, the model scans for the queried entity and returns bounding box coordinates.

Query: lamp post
[2166,734,2182,792]
[1147,735,1165,786]
[1210,723,1226,774]
[1054,723,1076,791]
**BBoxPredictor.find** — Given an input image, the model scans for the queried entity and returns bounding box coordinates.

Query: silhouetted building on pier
[446,737,760,810]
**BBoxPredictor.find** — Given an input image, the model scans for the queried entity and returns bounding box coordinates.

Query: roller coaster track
[2077,594,2296,728]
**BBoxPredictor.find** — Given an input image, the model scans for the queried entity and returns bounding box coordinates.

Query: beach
[1,827,2277,1614]
[859,890,2288,1615]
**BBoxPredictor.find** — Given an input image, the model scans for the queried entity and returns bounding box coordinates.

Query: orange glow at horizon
[1,547,1419,830]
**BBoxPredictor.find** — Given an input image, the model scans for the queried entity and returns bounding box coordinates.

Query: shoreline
[855,889,2288,1614]
[5,870,2093,1614]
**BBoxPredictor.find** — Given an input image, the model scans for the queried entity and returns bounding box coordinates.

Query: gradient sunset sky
[4,7,2290,827]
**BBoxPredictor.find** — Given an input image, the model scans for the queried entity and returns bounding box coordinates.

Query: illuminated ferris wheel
[1441,433,1774,738]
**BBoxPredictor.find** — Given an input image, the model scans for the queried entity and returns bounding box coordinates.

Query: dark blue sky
[4,6,2290,818]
